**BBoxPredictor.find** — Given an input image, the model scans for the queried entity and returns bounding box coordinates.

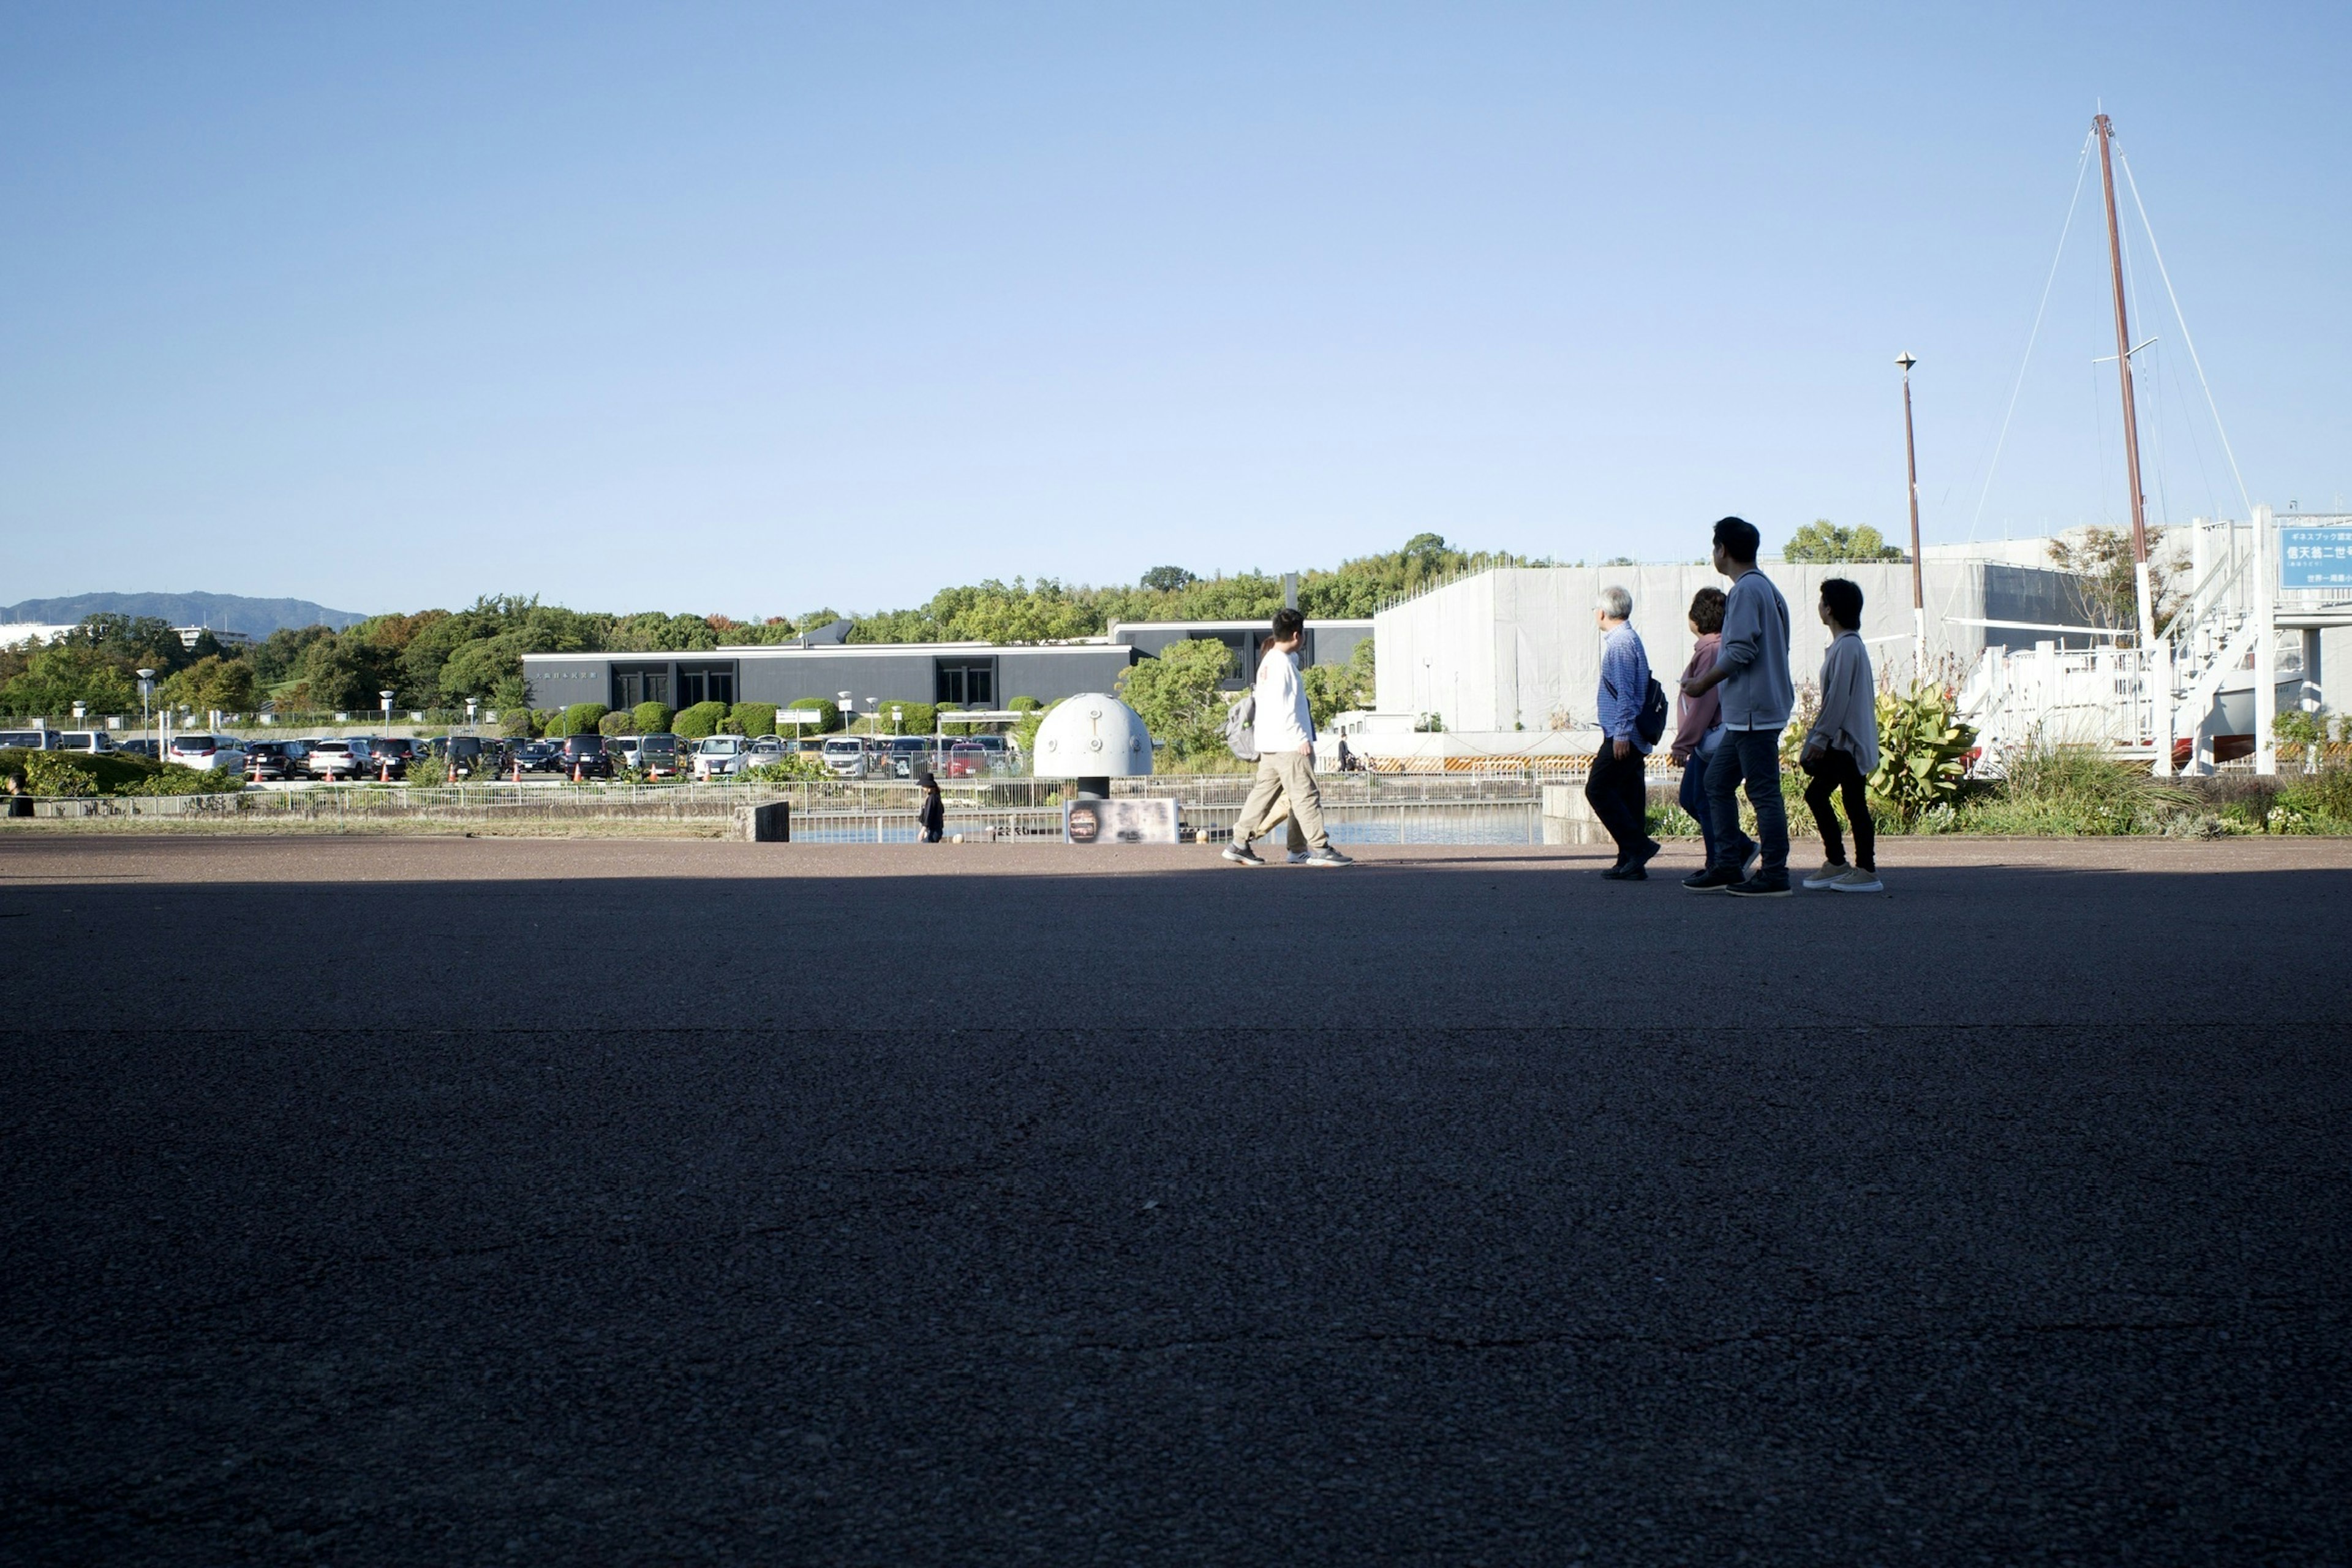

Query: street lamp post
[137,669,156,757]
[1897,353,1926,679]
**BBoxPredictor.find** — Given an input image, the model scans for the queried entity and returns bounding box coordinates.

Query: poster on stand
[1063,797,1180,845]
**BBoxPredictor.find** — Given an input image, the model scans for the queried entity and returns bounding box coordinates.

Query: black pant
[1801,747,1874,871]
[1585,744,1651,863]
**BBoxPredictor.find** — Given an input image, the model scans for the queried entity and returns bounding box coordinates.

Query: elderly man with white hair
[1588,583,1659,880]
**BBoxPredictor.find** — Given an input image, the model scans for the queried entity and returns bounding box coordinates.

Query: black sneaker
[1221,843,1266,866]
[1683,866,1741,891]
[1725,875,1793,898]
[1600,863,1647,881]
[1634,839,1662,870]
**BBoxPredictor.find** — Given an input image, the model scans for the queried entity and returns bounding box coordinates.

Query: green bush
[22,752,98,796]
[632,701,674,733]
[2277,767,2352,825]
[740,755,830,783]
[674,700,729,739]
[863,700,935,736]
[597,710,636,737]
[785,697,841,734]
[1867,686,1977,828]
[1117,638,1234,759]
[1967,746,2196,835]
[124,766,239,796]
[729,702,777,737]
[549,703,607,739]
[1,747,186,796]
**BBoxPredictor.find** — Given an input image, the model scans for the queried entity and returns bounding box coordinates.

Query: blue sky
[3,2,2346,618]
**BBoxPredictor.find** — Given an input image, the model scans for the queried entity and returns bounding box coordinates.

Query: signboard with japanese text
[1062,796,1180,845]
[2280,525,2352,590]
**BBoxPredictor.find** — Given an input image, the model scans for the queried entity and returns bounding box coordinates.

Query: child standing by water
[1798,578,1882,892]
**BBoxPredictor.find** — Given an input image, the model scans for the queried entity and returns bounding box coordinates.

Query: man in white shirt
[1223,609,1354,867]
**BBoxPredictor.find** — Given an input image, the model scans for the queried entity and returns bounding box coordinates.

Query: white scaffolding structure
[1961,508,2346,774]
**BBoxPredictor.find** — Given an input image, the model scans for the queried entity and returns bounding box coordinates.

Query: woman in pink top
[1672,587,1728,869]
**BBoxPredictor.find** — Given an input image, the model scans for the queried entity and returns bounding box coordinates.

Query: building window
[676,663,736,707]
[935,660,995,707]
[611,666,671,710]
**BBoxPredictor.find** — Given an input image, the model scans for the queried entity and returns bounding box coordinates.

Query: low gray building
[520,619,1374,715]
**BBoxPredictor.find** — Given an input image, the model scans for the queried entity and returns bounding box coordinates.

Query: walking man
[1678,516,1795,895]
[1224,608,1353,867]
[1588,586,1659,880]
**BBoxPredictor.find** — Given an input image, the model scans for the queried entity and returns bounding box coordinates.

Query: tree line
[0,535,1512,721]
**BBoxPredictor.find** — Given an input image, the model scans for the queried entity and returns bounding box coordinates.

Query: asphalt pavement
[3,834,2348,1565]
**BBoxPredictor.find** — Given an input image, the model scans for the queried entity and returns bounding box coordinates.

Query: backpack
[1637,676,1669,746]
[1224,690,1259,762]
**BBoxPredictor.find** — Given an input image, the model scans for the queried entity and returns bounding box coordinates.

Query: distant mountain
[0,592,369,637]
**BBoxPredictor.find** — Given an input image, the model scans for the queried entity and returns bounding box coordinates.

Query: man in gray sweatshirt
[1676,516,1795,895]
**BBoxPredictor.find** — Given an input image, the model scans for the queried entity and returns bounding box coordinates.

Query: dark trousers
[1703,728,1789,876]
[1801,747,1875,870]
[1678,752,1721,869]
[1585,743,1651,863]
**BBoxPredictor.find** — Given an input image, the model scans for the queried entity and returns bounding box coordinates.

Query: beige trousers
[1232,750,1329,852]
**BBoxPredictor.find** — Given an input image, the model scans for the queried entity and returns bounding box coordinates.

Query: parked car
[560,734,612,778]
[884,736,935,778]
[0,729,62,750]
[692,734,753,781]
[349,736,412,780]
[56,731,119,754]
[747,735,789,762]
[608,734,645,770]
[305,739,361,779]
[118,737,160,759]
[637,733,682,778]
[511,739,564,774]
[244,740,310,781]
[944,742,987,778]
[167,734,248,774]
[820,735,872,779]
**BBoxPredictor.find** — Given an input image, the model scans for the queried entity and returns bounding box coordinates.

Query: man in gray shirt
[1676,516,1794,895]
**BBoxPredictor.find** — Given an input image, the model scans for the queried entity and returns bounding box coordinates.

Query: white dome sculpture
[1030,693,1155,780]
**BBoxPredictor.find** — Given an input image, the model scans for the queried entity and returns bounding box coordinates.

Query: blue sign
[2280,527,2352,589]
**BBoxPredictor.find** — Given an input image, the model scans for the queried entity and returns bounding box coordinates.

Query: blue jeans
[1679,752,1721,870]
[1704,728,1788,876]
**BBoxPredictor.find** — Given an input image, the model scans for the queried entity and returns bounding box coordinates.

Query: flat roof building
[520,619,1372,715]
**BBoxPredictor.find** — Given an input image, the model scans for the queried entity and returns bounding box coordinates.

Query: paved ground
[3,835,2348,1565]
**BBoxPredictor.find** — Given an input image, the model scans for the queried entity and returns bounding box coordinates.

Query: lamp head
[1896,353,1917,372]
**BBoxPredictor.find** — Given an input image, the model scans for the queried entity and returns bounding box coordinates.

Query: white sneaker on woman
[1831,867,1883,892]
[1801,860,1847,889]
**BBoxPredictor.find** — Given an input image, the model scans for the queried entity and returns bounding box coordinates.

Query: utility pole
[2094,113,2155,652]
[1897,353,1925,679]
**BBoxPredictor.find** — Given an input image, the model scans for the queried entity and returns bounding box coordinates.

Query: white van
[57,731,118,754]
[820,736,871,779]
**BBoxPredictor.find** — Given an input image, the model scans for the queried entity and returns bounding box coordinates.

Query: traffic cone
[572,758,582,783]
[380,756,392,782]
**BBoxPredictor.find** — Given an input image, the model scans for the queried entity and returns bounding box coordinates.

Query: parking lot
[4,834,2349,1564]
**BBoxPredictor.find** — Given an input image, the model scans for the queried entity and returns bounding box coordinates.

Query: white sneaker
[1831,867,1883,892]
[1801,860,1847,889]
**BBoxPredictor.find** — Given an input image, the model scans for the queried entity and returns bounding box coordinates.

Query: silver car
[692,734,753,781]
[166,734,248,774]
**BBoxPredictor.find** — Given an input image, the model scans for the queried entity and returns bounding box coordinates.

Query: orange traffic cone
[572,758,583,783]
[380,756,393,782]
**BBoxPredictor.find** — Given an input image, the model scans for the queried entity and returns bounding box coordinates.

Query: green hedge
[632,701,674,734]
[548,703,608,739]
[0,747,233,797]
[729,702,778,737]
[785,697,842,734]
[597,710,636,737]
[860,700,937,735]
[674,700,729,739]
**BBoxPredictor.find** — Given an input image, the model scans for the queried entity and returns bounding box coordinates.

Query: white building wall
[1374,564,2064,735]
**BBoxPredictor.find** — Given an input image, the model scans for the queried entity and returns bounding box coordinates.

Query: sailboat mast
[2094,113,2155,647]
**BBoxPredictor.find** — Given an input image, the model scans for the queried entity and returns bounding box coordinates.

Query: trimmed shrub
[786,697,842,734]
[864,700,936,736]
[674,700,729,739]
[1008,695,1043,712]
[23,752,98,796]
[555,703,608,739]
[597,710,636,737]
[632,701,674,734]
[2,748,175,796]
[729,702,778,737]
